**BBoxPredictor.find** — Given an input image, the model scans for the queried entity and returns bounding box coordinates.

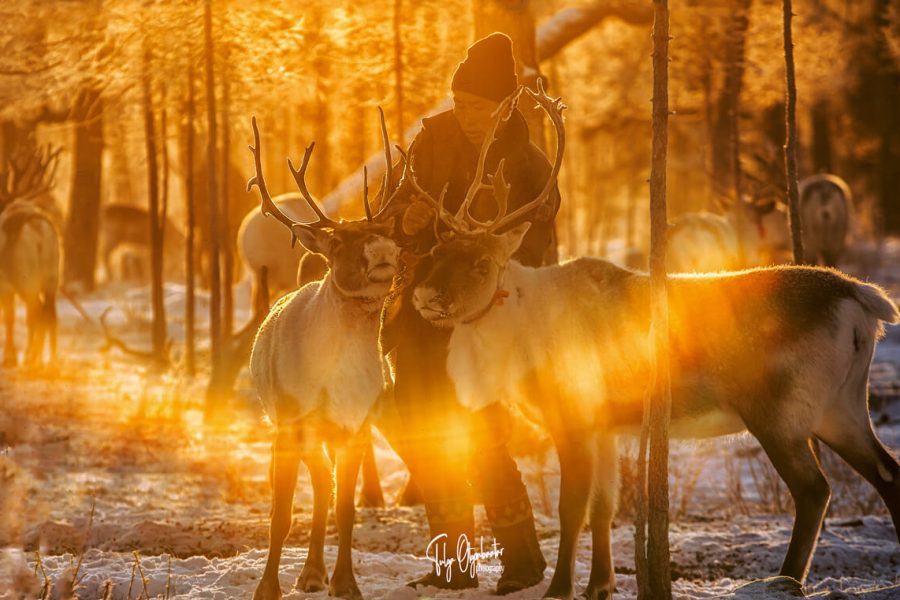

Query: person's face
[453,91,501,146]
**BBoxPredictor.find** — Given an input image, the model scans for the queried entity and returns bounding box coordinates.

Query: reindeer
[407,83,900,599]
[666,212,741,273]
[246,111,401,600]
[0,143,61,367]
[237,193,331,312]
[100,203,186,282]
[670,173,851,273]
[799,173,851,267]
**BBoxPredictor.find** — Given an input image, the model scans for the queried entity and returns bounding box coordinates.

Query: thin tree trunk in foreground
[184,63,197,377]
[204,0,222,412]
[393,0,405,138]
[220,41,233,341]
[783,0,804,264]
[637,0,673,597]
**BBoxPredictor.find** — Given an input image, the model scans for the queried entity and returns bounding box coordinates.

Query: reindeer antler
[487,78,566,232]
[395,140,464,234]
[455,86,524,225]
[247,116,337,248]
[1,142,62,206]
[248,112,403,245]
[399,79,566,238]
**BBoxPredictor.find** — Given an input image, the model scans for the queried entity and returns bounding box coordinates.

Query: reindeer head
[247,110,401,305]
[410,80,565,326]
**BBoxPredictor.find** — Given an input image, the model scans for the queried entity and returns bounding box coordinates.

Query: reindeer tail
[855,282,900,325]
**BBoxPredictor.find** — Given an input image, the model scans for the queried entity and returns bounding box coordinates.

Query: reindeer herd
[0,81,896,600]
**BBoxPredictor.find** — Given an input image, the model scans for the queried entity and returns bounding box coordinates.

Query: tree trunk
[711,1,752,206]
[142,37,166,366]
[783,0,804,264]
[204,0,223,411]
[220,49,234,341]
[637,1,673,598]
[184,64,197,377]
[393,0,405,138]
[63,89,104,291]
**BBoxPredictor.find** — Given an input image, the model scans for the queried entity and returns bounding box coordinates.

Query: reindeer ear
[292,225,332,257]
[495,222,531,259]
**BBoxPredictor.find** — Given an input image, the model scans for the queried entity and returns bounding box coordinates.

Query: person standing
[377,32,560,594]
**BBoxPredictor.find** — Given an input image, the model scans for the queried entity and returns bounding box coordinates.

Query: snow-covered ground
[2,241,900,599]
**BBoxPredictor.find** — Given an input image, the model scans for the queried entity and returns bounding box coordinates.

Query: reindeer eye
[330,237,344,251]
[474,257,491,276]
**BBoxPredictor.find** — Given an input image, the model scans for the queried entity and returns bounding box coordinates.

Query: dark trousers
[377,258,538,553]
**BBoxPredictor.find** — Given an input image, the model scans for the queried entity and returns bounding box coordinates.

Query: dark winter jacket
[380,107,560,267]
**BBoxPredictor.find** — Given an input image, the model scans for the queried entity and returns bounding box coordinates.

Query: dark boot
[487,493,547,595]
[407,498,479,590]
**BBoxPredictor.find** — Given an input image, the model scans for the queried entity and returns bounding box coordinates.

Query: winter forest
[1,0,900,598]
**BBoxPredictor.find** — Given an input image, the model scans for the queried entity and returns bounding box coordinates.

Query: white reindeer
[0,143,61,367]
[666,211,742,272]
[799,173,851,267]
[408,83,900,600]
[237,192,318,309]
[246,113,400,600]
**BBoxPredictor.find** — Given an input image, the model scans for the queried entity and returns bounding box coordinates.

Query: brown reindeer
[0,144,61,367]
[100,203,186,282]
[247,110,402,600]
[408,82,900,599]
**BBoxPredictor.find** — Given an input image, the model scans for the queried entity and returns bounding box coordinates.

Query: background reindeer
[0,143,61,367]
[798,173,851,267]
[246,112,400,600]
[667,173,851,273]
[100,203,187,283]
[237,193,310,310]
[409,84,900,600]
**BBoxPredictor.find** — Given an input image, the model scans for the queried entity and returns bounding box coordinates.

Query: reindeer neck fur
[250,270,388,434]
[445,259,604,416]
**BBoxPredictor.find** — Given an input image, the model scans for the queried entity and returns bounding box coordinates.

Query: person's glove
[401,198,435,235]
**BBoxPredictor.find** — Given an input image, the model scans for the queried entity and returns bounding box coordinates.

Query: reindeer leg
[580,434,618,600]
[358,435,385,508]
[750,428,830,585]
[815,381,900,541]
[296,444,331,592]
[23,299,39,366]
[44,292,57,365]
[329,437,365,600]
[544,434,594,600]
[2,294,16,367]
[253,425,301,600]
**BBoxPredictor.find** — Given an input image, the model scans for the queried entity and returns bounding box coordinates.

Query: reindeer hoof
[543,582,574,600]
[297,562,329,592]
[577,587,610,600]
[329,576,364,600]
[252,576,283,600]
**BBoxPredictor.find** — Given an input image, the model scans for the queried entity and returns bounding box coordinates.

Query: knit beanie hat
[451,32,518,103]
